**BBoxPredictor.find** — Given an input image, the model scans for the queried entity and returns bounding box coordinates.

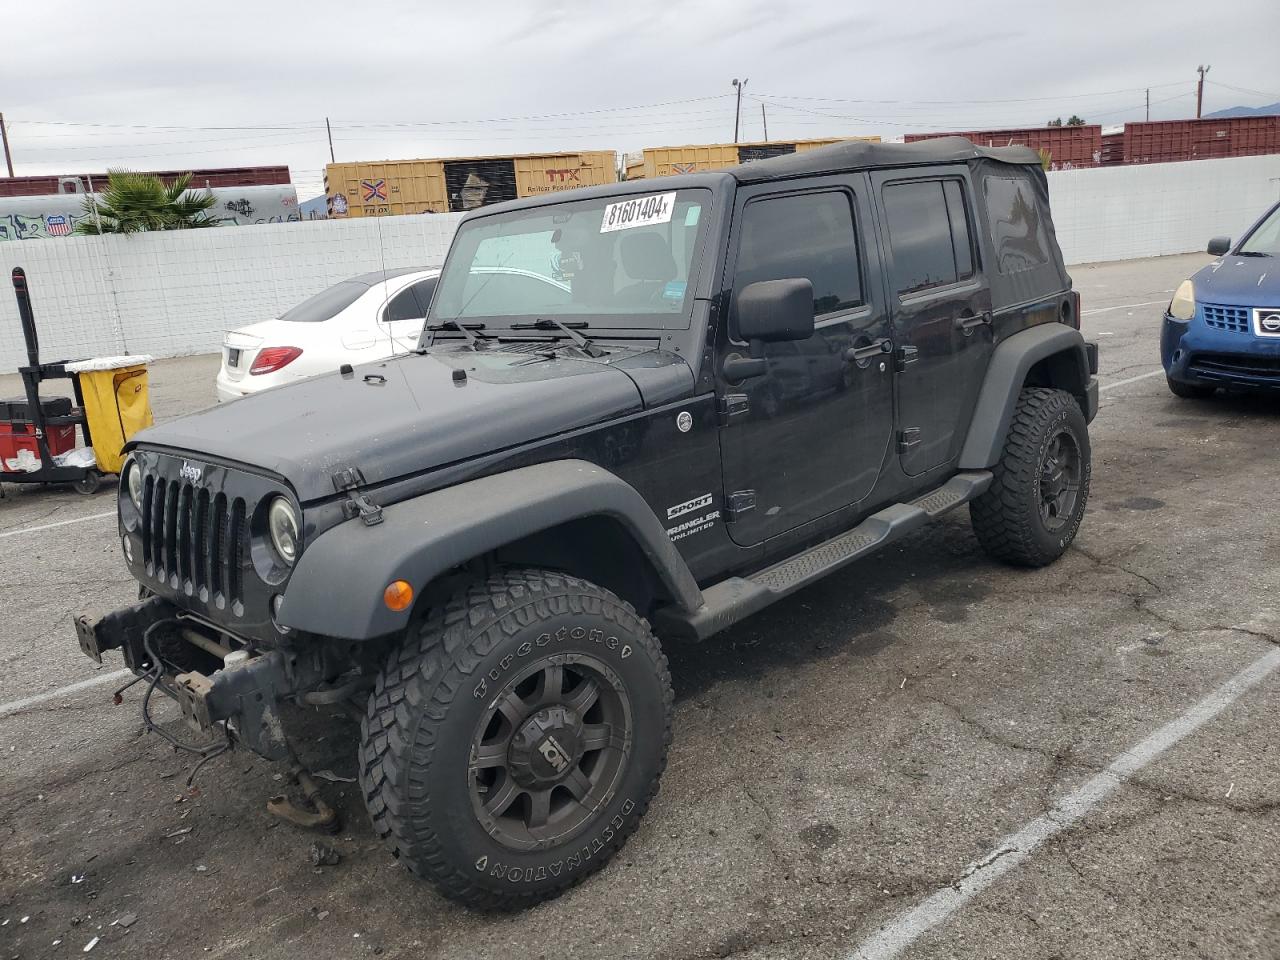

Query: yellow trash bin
[64,355,155,475]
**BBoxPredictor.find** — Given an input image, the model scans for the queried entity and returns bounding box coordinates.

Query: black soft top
[729,136,1043,183]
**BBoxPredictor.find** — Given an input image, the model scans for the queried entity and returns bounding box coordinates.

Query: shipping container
[905,126,1102,169]
[1100,132,1125,165]
[1120,116,1280,164]
[0,165,291,199]
[324,151,618,217]
[626,137,881,179]
[0,184,302,241]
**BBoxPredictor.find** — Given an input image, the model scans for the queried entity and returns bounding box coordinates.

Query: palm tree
[75,170,221,234]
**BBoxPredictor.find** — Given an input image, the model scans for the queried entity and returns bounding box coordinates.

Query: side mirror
[1207,236,1231,256]
[736,278,815,343]
[724,279,815,382]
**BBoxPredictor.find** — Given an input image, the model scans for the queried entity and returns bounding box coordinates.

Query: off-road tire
[1166,377,1215,400]
[359,568,673,910]
[970,387,1091,567]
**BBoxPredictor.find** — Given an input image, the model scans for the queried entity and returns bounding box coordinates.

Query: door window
[733,191,862,323]
[383,277,438,323]
[884,179,975,295]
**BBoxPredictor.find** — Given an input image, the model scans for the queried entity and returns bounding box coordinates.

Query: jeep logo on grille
[179,461,204,483]
[1260,311,1280,333]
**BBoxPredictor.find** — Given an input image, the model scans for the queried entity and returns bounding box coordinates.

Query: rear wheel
[970,387,1091,567]
[360,569,672,909]
[1166,377,1215,400]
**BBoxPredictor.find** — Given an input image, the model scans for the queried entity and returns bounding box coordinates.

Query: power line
[748,81,1194,106]
[1206,79,1280,101]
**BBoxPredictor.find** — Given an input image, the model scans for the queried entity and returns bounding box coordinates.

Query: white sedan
[215,267,440,402]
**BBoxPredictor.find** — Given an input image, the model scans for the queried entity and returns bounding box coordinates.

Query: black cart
[1,268,102,495]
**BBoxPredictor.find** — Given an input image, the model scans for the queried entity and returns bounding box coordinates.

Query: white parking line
[1081,298,1169,317]
[0,668,131,719]
[848,645,1280,960]
[0,511,115,539]
[1099,369,1165,392]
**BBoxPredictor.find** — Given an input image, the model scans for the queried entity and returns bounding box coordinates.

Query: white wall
[1047,154,1280,265]
[3,153,1280,372]
[0,214,463,372]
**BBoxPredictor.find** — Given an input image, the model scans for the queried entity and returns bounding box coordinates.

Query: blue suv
[1162,200,1280,398]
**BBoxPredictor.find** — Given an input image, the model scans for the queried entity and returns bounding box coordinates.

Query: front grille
[1187,352,1280,383]
[141,476,247,610]
[1202,303,1250,333]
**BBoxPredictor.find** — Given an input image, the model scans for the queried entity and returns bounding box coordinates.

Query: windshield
[279,279,368,322]
[1239,203,1280,256]
[430,188,711,329]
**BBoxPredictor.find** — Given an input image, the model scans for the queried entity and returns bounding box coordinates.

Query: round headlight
[268,497,300,565]
[1169,279,1196,322]
[125,460,143,511]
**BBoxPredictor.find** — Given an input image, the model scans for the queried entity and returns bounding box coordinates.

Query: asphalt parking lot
[1,250,1277,960]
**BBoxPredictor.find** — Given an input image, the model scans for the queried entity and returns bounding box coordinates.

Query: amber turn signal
[384,579,414,612]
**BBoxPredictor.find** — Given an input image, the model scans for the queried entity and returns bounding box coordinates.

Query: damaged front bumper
[73,597,292,760]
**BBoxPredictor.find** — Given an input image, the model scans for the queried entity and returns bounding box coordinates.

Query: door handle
[844,338,892,363]
[954,312,992,333]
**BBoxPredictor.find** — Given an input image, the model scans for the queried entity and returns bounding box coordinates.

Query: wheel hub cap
[508,706,584,788]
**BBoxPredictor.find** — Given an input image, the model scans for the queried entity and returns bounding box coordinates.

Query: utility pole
[1145,88,1150,122]
[1196,65,1210,119]
[732,78,747,143]
[0,113,14,177]
[761,102,769,141]
[325,117,335,163]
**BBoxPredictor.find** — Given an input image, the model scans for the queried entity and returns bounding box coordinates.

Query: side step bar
[655,470,992,641]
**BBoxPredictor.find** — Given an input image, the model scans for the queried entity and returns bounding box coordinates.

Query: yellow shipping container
[628,137,882,179]
[325,151,618,217]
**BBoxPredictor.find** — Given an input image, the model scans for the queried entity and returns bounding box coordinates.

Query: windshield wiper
[509,318,605,358]
[1235,250,1271,257]
[420,320,488,350]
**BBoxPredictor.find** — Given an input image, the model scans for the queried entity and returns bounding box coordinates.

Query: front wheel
[970,387,1091,567]
[360,569,673,909]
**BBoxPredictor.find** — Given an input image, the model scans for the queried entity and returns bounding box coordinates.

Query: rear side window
[383,277,438,322]
[733,190,862,318]
[278,280,367,323]
[983,176,1051,273]
[883,179,975,294]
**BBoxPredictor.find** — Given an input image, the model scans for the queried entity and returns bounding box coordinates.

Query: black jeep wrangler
[75,138,1097,909]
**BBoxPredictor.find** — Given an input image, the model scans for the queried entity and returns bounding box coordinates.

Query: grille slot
[142,475,247,609]
[1202,303,1250,333]
[1188,352,1280,382]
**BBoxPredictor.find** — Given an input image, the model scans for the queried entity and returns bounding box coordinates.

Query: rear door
[379,277,439,352]
[872,167,992,476]
[717,174,894,546]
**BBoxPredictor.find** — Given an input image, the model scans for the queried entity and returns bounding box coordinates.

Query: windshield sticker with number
[600,192,677,233]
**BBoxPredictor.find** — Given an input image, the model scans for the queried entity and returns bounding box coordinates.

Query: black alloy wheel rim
[468,653,632,851]
[1038,429,1082,532]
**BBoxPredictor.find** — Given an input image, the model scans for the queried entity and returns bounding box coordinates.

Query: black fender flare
[277,459,704,639]
[958,324,1095,469]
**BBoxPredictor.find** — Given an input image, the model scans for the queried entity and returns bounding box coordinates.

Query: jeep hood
[132,346,692,502]
[1192,255,1280,306]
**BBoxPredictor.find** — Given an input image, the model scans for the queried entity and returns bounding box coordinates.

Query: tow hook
[266,762,341,834]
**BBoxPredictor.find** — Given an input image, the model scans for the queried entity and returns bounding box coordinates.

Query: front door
[717,176,894,547]
[872,168,993,476]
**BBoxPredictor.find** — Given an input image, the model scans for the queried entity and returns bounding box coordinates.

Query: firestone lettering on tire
[473,622,627,698]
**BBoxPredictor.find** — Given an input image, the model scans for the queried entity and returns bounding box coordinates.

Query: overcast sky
[4,0,1279,198]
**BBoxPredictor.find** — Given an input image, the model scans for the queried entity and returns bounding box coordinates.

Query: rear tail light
[250,346,303,375]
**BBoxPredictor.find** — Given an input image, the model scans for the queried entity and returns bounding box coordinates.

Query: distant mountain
[1205,102,1280,119]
